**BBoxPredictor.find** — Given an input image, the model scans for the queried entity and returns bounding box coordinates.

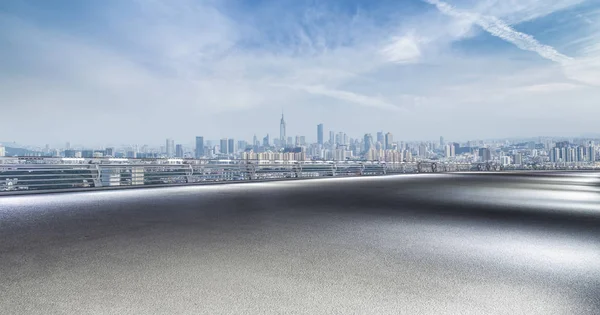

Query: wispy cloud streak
[273,83,406,112]
[424,0,573,64]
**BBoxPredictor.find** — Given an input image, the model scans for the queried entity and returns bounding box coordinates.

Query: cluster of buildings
[1,115,598,167]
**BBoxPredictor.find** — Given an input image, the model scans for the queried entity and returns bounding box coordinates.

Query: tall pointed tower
[279,112,286,147]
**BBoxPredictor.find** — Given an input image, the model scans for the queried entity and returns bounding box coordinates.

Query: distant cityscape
[0,114,598,166]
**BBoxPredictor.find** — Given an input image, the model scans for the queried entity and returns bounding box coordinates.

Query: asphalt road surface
[1,172,600,315]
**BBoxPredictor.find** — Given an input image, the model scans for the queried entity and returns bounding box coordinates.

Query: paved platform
[1,172,599,314]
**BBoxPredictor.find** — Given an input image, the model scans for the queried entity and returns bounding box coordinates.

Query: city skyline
[1,0,600,145]
[2,110,600,148]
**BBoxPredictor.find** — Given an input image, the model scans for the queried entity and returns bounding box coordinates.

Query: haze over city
[1,0,600,146]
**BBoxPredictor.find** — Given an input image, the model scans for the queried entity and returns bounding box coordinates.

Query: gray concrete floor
[1,173,600,314]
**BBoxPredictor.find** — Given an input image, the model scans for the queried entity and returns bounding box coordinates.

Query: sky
[1,0,600,147]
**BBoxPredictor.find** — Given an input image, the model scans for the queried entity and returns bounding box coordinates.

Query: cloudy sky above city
[1,0,599,146]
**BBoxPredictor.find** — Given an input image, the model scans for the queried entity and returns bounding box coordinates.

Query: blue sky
[1,0,599,146]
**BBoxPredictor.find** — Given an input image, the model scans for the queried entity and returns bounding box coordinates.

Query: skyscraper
[377,132,384,145]
[439,136,445,147]
[317,124,324,145]
[263,134,270,147]
[588,146,596,162]
[175,144,184,158]
[105,147,114,157]
[228,138,235,155]
[385,132,393,150]
[363,134,373,152]
[220,138,228,155]
[329,131,335,145]
[166,139,175,157]
[479,148,491,162]
[195,136,204,159]
[280,113,286,147]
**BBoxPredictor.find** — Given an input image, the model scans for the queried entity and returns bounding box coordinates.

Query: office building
[228,139,235,155]
[165,139,175,157]
[479,148,491,162]
[419,144,428,158]
[377,132,384,145]
[105,148,114,157]
[317,124,324,145]
[514,153,522,165]
[195,136,204,159]
[175,144,184,158]
[220,138,228,155]
[363,134,373,152]
[385,132,393,150]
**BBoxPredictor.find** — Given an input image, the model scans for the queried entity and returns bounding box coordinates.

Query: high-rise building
[65,142,71,150]
[514,153,522,165]
[280,114,286,147]
[238,140,248,151]
[419,144,428,157]
[336,132,344,145]
[220,138,228,155]
[82,150,94,158]
[175,144,184,158]
[263,134,270,147]
[385,132,393,150]
[444,144,452,158]
[195,136,204,159]
[228,138,235,155]
[166,139,175,157]
[287,137,293,147]
[479,148,491,162]
[588,146,596,162]
[439,136,445,147]
[329,131,335,145]
[377,132,384,145]
[0,145,5,157]
[363,134,373,153]
[105,148,114,157]
[317,124,324,145]
[577,146,585,162]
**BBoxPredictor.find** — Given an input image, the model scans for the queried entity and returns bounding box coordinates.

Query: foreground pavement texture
[1,172,600,314]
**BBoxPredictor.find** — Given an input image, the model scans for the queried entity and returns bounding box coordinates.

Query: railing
[1,161,597,194]
[0,162,444,193]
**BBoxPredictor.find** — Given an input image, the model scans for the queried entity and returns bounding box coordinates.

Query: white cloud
[275,84,408,112]
[424,0,572,63]
[518,83,584,92]
[424,0,600,87]
[381,33,423,64]
[1,0,599,146]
